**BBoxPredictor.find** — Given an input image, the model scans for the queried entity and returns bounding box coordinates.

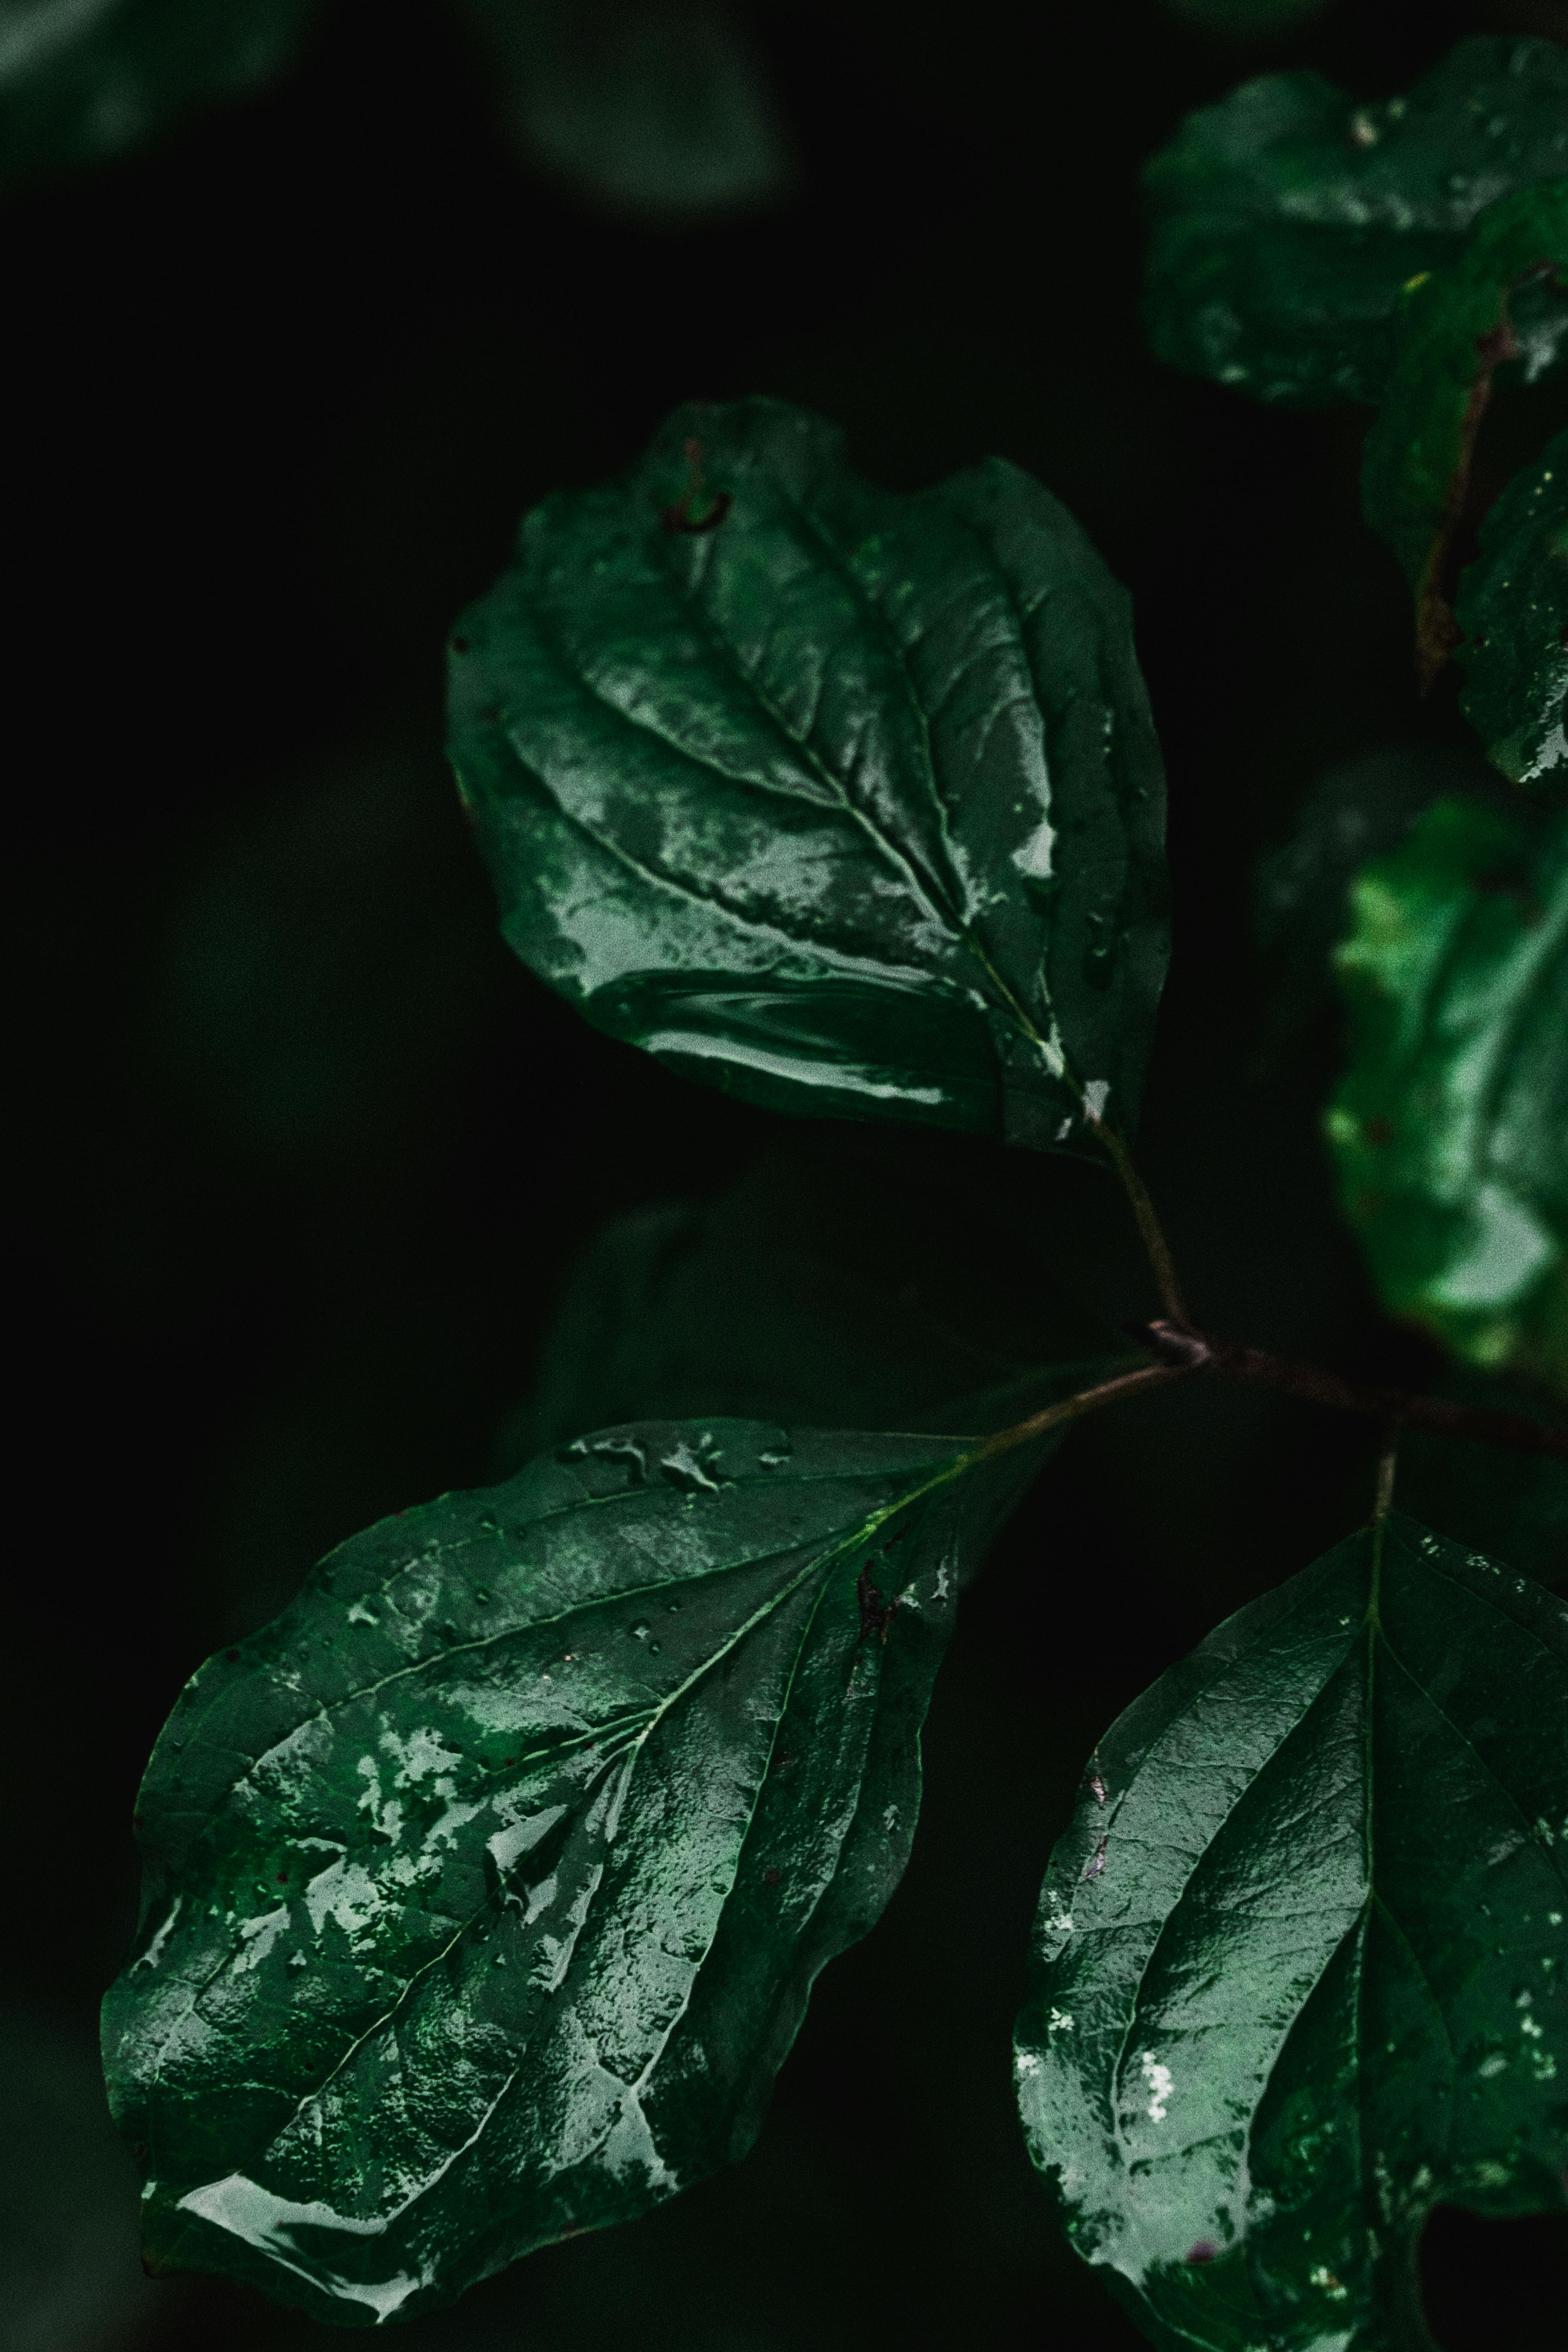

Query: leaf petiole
[978,1361,1195,1462]
[1086,1112,1192,1328]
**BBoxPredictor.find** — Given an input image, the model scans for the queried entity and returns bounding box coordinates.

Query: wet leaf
[505,1125,1132,1465]
[1456,428,1568,795]
[447,397,1169,1159]
[0,0,323,196]
[104,1419,1008,2323]
[1015,1513,1568,2352]
[1361,182,1568,687]
[1143,36,1568,409]
[1326,795,1568,1397]
[453,0,793,223]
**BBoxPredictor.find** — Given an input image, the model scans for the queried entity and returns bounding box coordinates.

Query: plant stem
[1088,1115,1191,1327]
[980,1361,1194,1461]
[1373,1430,1400,1525]
[1140,1320,1568,1462]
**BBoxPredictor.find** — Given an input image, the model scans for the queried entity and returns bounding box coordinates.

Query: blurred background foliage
[3,0,1565,2346]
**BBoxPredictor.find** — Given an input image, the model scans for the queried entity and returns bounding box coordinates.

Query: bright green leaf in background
[0,0,323,195]
[1142,36,1568,409]
[104,1420,1009,2324]
[1015,1514,1568,2352]
[447,397,1169,1158]
[1327,795,1568,1397]
[1361,181,1568,686]
[1456,428,1568,795]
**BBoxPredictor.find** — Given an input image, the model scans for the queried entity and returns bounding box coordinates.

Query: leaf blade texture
[446,397,1170,1156]
[1142,37,1568,408]
[1456,428,1568,795]
[0,0,323,196]
[104,1420,995,2323]
[1014,1513,1568,2352]
[1326,794,1568,1396]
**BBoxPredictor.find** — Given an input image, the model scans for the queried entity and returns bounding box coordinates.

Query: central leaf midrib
[191,1528,915,2235]
[176,1459,962,1808]
[169,1459,971,2202]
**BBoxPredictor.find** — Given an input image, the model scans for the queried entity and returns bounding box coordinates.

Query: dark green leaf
[0,2006,147,2346]
[1251,742,1487,1055]
[1142,37,1568,409]
[505,1125,1133,1465]
[1399,1376,1568,1588]
[0,0,322,197]
[1361,181,1568,686]
[1326,794,1568,1396]
[1015,1513,1568,2352]
[452,0,793,223]
[446,397,1169,1158]
[1456,428,1568,795]
[104,1419,1008,2324]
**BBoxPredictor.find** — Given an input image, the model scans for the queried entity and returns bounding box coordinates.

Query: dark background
[4,1,1565,2346]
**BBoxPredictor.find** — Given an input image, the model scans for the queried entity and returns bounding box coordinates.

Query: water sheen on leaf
[1142,37,1568,409]
[1014,1513,1568,2352]
[1360,181,1568,686]
[1326,795,1568,1397]
[0,0,323,196]
[104,1420,997,2324]
[447,397,1169,1158]
[1456,428,1568,795]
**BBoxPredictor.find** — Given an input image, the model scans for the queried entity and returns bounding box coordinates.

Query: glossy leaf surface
[1326,795,1568,1395]
[1456,429,1568,794]
[104,1420,998,2323]
[0,0,322,196]
[1143,37,1568,408]
[507,1126,1130,1464]
[1015,1513,1568,2352]
[1361,182,1568,683]
[447,397,1169,1157]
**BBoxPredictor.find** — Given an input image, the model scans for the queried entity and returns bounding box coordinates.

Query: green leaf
[1398,1375,1568,1588]
[505,1126,1132,1464]
[446,397,1170,1159]
[1326,794,1568,1396]
[1361,181,1568,686]
[1142,37,1568,409]
[0,0,323,197]
[104,1419,1008,2324]
[1015,1512,1568,2352]
[1455,428,1568,794]
[453,0,794,224]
